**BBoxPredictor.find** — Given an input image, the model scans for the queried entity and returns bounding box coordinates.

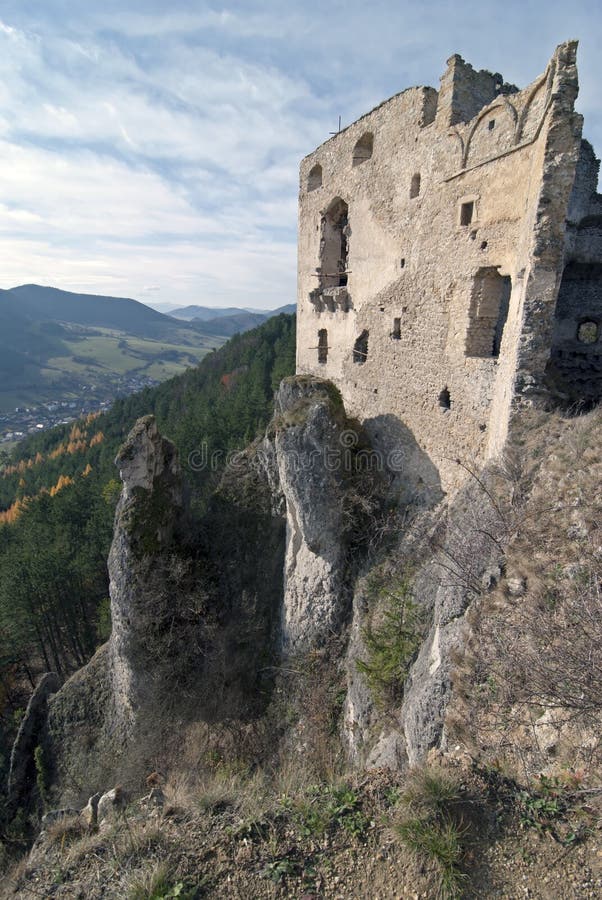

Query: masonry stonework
[296,41,601,497]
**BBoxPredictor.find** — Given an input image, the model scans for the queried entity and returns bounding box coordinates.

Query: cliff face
[37,411,288,805]
[272,376,357,652]
[108,415,182,735]
[41,417,187,804]
[15,376,529,811]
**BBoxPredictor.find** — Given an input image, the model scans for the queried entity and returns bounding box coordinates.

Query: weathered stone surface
[273,376,353,652]
[45,643,117,808]
[42,417,286,806]
[109,415,182,735]
[7,672,60,811]
[42,419,186,808]
[345,468,507,769]
[80,792,101,828]
[296,42,597,493]
[97,786,126,826]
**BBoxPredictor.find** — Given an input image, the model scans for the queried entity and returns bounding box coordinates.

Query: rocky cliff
[273,376,359,651]
[7,378,602,900]
[109,415,183,736]
[9,376,587,821]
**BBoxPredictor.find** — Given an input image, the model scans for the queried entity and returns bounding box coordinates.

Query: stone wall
[297,42,593,495]
[547,141,602,407]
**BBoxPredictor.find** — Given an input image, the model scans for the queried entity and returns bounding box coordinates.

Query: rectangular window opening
[460,201,474,226]
[318,329,328,364]
[465,268,511,358]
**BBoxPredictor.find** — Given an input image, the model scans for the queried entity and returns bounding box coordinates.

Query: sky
[0,1,601,311]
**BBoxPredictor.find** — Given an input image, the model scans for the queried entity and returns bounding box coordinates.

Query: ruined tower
[296,42,602,496]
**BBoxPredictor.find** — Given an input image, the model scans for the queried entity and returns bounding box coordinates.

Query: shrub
[34,744,49,806]
[356,575,423,706]
[286,782,369,840]
[402,767,462,816]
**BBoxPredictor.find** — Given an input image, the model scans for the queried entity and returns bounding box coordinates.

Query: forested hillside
[0,284,226,416]
[0,314,295,770]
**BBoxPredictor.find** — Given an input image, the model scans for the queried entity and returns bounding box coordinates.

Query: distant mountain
[198,312,268,337]
[0,284,224,416]
[145,302,183,315]
[168,302,296,323]
[169,305,253,321]
[3,285,198,342]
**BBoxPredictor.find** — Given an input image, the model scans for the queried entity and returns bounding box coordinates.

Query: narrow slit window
[410,173,421,198]
[318,329,328,363]
[353,330,369,364]
[439,387,451,411]
[392,318,401,340]
[460,201,474,226]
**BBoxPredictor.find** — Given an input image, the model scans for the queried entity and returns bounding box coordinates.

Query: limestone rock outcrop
[11,381,515,825]
[344,465,509,769]
[108,415,182,735]
[7,672,59,812]
[273,376,357,652]
[39,417,186,807]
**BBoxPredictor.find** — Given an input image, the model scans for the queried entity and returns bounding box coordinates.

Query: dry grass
[125,860,173,900]
[449,404,602,779]
[44,813,87,847]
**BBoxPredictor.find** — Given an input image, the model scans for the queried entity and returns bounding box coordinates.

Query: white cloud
[0,0,600,310]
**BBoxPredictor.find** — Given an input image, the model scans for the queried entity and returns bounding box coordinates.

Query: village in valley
[0,373,159,445]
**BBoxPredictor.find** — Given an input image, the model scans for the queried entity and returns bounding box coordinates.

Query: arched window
[352,133,373,167]
[319,197,349,288]
[410,173,421,198]
[308,163,322,192]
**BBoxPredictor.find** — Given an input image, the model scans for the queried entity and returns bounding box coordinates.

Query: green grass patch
[283,783,370,840]
[394,766,471,899]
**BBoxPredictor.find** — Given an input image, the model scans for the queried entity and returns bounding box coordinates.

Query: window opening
[465,267,512,358]
[439,387,451,411]
[353,330,369,364]
[308,164,322,191]
[319,197,349,288]
[352,133,373,166]
[460,201,474,226]
[577,320,599,344]
[318,329,328,363]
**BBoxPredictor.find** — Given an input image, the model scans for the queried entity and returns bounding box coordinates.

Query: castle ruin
[296,41,602,497]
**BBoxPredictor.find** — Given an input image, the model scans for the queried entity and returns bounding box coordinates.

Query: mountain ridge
[0,284,224,418]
